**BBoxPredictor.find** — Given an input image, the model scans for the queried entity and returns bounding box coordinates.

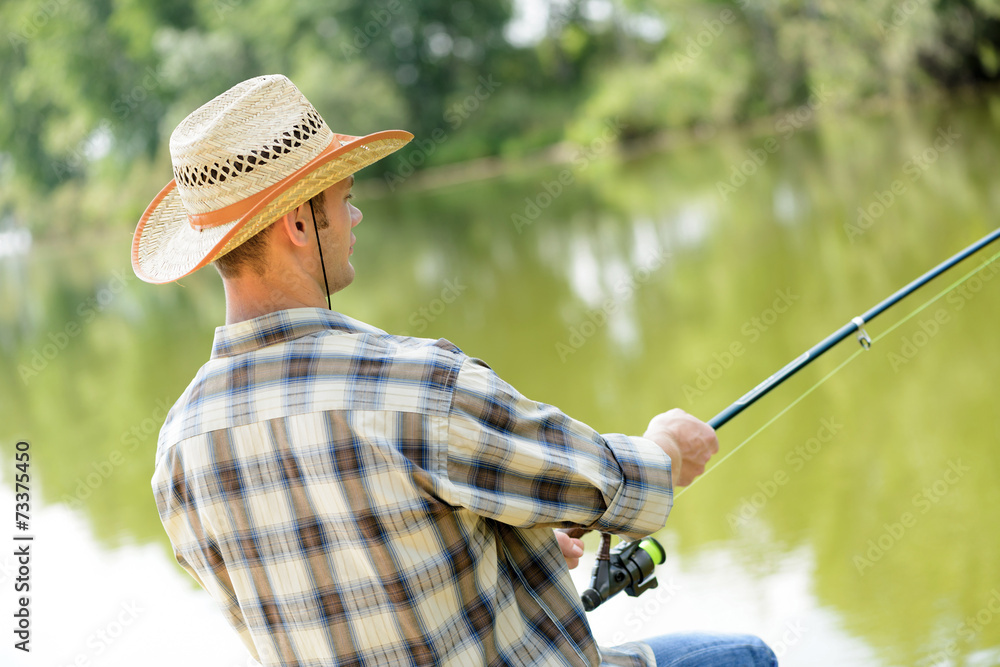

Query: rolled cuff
[592,434,673,540]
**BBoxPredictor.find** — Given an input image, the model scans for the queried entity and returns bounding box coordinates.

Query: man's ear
[275,205,311,248]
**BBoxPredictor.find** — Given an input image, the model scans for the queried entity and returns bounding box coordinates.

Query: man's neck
[222,272,328,325]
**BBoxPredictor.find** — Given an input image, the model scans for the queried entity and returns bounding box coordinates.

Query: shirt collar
[210,308,386,358]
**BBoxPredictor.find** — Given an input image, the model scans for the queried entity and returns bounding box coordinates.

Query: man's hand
[554,529,585,569]
[643,409,719,487]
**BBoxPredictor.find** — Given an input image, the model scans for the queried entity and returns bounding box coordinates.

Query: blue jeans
[643,632,777,666]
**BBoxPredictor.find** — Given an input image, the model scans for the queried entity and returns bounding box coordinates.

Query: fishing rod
[578,226,1000,611]
[707,226,1000,429]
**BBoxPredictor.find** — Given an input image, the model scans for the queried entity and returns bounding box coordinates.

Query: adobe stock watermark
[59,600,144,666]
[554,246,668,363]
[671,7,738,71]
[608,579,681,645]
[878,0,933,37]
[770,619,807,660]
[844,126,960,242]
[338,0,409,58]
[110,66,167,121]
[400,277,467,336]
[682,288,799,403]
[60,398,173,511]
[853,458,969,576]
[886,259,999,372]
[214,0,245,20]
[52,65,167,180]
[17,268,133,385]
[384,74,501,191]
[442,77,501,131]
[726,417,842,530]
[7,0,72,52]
[511,117,625,234]
[925,588,1000,665]
[885,308,950,373]
[947,260,1000,310]
[52,118,115,180]
[716,85,832,201]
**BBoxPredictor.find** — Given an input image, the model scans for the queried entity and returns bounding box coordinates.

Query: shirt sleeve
[436,356,673,540]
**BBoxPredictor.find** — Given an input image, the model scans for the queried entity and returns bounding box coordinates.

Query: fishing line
[582,232,1000,611]
[677,244,1000,498]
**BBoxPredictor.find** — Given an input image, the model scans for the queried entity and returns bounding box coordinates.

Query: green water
[2,95,999,666]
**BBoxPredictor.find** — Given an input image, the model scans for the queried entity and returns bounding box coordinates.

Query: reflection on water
[574,543,882,665]
[2,96,1000,666]
[0,228,32,258]
[0,499,247,667]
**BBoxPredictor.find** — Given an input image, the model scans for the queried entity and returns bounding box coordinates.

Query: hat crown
[168,75,334,216]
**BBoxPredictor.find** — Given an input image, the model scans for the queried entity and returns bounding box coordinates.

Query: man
[135,75,776,666]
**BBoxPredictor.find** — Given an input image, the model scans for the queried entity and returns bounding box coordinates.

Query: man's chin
[329,266,355,295]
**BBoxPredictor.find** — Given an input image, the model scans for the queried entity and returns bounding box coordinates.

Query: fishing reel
[579,532,666,612]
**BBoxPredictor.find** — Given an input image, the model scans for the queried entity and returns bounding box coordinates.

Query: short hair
[310,189,329,230]
[214,190,327,278]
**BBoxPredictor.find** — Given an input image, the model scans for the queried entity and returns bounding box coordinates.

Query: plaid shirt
[153,308,673,666]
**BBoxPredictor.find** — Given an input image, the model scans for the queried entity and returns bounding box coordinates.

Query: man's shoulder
[155,323,473,456]
[277,308,469,361]
[309,321,471,377]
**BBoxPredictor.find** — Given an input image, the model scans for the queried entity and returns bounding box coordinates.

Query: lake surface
[3,93,999,666]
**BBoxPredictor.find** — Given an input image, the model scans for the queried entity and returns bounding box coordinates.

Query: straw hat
[131,74,412,284]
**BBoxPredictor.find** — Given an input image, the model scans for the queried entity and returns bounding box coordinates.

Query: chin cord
[309,198,332,310]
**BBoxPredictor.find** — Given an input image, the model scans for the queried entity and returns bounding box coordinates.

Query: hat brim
[131,129,413,284]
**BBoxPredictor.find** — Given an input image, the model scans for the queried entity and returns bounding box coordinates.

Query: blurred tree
[2,0,1000,235]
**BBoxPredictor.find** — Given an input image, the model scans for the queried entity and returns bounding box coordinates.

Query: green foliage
[2,0,1000,235]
